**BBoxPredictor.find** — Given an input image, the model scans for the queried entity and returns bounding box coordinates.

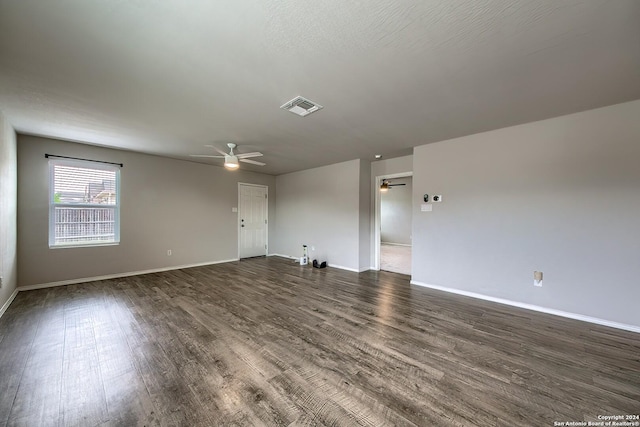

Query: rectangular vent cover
[280,96,323,117]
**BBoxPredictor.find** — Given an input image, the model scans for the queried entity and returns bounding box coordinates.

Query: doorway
[238,183,268,259]
[375,173,412,275]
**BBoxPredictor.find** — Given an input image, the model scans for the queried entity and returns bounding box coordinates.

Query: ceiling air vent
[280,96,323,117]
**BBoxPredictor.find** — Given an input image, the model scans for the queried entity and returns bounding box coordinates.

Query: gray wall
[380,176,412,245]
[0,112,17,312]
[412,100,640,328]
[273,159,368,271]
[358,160,371,271]
[371,155,413,179]
[17,135,275,287]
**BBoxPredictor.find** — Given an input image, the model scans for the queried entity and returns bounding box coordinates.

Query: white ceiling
[1,0,639,175]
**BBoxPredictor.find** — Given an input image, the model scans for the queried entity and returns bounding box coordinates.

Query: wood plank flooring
[0,256,638,426]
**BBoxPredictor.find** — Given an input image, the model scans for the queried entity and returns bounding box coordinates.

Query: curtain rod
[45,154,123,168]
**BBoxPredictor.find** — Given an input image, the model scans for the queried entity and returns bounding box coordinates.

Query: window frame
[48,158,121,248]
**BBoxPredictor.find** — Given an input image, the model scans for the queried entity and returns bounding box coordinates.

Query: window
[49,159,120,247]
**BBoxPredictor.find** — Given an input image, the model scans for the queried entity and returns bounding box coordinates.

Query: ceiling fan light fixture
[191,143,265,170]
[224,155,239,169]
[380,181,389,192]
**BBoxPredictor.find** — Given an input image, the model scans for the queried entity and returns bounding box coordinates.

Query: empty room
[1,1,639,426]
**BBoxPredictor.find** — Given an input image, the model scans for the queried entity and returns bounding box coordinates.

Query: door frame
[237,183,269,259]
[373,172,412,271]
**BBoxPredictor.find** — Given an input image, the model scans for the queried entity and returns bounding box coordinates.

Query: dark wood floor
[0,257,638,426]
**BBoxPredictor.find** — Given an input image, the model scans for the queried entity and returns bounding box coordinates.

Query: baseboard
[18,258,240,291]
[381,242,412,247]
[269,252,363,273]
[410,280,640,334]
[0,288,19,319]
[328,264,362,273]
[268,253,299,260]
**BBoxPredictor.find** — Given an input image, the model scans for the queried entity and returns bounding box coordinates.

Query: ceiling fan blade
[239,158,266,166]
[388,183,406,187]
[236,152,263,159]
[190,154,225,158]
[204,145,228,156]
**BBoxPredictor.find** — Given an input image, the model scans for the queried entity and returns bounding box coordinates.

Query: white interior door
[239,183,268,258]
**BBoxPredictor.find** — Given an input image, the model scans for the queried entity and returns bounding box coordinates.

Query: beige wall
[411,100,640,328]
[273,159,369,271]
[0,112,18,313]
[17,135,275,287]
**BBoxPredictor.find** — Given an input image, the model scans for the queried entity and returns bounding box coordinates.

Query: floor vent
[280,96,323,117]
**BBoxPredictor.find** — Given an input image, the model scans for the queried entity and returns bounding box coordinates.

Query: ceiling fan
[380,179,406,192]
[190,143,265,170]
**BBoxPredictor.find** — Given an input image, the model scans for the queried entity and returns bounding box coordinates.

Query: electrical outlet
[0,276,3,288]
[167,249,172,256]
[534,271,543,287]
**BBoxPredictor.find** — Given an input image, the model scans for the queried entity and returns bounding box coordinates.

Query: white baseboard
[0,288,19,319]
[269,254,368,273]
[328,264,361,273]
[381,242,412,247]
[18,259,239,291]
[268,253,299,260]
[410,280,640,334]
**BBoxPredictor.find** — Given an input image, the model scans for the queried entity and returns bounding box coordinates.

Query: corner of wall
[358,159,371,271]
[0,111,18,316]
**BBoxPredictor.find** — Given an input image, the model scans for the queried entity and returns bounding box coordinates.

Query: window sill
[49,242,120,250]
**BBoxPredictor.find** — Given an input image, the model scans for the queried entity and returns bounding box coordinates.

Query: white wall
[381,176,412,245]
[17,135,276,287]
[273,159,369,271]
[412,100,640,329]
[0,112,18,314]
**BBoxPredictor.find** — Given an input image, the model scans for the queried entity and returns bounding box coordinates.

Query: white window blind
[49,159,120,247]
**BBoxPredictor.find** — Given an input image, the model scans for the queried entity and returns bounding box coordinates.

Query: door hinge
[265,194,267,199]
[265,219,267,224]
